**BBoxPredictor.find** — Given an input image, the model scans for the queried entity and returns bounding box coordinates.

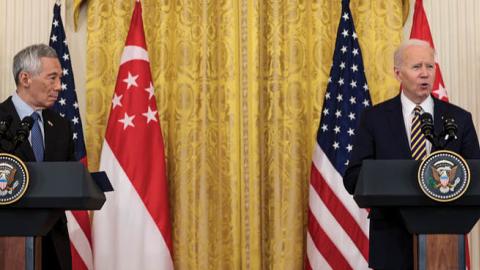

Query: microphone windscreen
[420,112,433,123]
[20,116,33,129]
[2,115,13,124]
[0,115,13,131]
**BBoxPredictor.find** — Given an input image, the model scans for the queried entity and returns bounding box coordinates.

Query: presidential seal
[418,150,470,202]
[0,153,29,205]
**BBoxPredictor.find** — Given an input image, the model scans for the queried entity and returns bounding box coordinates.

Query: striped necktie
[411,106,427,160]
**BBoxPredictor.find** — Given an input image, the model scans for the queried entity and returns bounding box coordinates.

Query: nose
[419,66,429,77]
[54,77,62,92]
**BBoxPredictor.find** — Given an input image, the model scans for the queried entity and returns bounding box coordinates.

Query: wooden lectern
[354,160,480,270]
[0,162,107,270]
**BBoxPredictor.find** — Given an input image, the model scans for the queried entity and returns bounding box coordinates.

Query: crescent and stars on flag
[111,47,159,131]
[94,2,174,268]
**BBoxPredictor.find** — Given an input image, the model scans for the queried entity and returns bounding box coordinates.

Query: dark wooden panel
[0,237,42,270]
[0,237,25,270]
[426,235,459,270]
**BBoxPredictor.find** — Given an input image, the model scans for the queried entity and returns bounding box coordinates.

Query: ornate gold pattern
[240,0,252,269]
[86,0,405,268]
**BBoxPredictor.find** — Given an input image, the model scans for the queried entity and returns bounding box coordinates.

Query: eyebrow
[46,71,61,77]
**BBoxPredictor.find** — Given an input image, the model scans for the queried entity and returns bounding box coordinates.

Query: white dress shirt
[401,92,434,154]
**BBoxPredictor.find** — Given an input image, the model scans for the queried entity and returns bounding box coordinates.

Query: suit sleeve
[343,108,375,194]
[459,112,480,159]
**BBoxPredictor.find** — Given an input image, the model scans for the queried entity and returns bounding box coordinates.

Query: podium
[0,162,107,270]
[354,159,480,270]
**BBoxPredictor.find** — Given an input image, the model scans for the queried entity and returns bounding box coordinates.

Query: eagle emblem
[418,150,470,202]
[0,162,17,191]
[431,160,460,193]
[0,154,29,205]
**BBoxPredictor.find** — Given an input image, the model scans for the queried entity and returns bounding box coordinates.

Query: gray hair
[12,44,58,85]
[393,39,435,68]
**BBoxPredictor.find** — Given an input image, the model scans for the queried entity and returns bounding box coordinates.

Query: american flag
[49,3,87,163]
[49,2,93,270]
[306,0,371,269]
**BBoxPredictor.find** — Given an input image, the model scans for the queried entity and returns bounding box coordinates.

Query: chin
[419,90,431,98]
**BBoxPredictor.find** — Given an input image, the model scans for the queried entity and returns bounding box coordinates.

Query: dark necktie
[30,112,44,161]
[410,106,426,160]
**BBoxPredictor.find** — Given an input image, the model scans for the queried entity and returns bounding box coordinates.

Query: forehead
[402,45,434,63]
[39,57,61,71]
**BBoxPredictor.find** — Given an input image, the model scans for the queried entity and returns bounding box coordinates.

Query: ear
[393,66,401,82]
[18,71,31,88]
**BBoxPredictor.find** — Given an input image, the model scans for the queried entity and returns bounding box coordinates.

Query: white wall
[0,0,86,118]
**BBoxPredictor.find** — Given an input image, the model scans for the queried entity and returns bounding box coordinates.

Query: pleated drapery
[84,0,407,268]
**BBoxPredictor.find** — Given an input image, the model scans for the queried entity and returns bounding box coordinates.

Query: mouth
[419,83,430,90]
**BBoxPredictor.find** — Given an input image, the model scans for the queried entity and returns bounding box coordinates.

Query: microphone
[443,116,458,141]
[0,115,12,140]
[12,116,33,152]
[420,112,435,143]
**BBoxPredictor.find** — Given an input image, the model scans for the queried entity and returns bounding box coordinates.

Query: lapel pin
[47,120,53,127]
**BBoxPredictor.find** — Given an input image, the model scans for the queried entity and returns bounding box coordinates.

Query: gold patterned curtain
[84,0,408,269]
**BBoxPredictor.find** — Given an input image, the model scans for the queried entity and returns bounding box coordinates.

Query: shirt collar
[401,92,434,116]
[12,91,44,122]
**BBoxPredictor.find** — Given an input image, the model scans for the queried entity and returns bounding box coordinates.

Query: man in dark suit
[0,44,74,270]
[343,39,480,269]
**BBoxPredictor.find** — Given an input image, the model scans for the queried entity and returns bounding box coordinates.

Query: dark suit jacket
[343,95,480,270]
[0,97,75,270]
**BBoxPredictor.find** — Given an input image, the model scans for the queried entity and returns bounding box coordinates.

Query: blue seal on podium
[0,153,29,205]
[418,150,470,202]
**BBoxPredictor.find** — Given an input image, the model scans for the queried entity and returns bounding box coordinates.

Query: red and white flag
[92,1,173,269]
[410,0,448,101]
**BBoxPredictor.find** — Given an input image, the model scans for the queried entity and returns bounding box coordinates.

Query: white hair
[12,44,58,85]
[393,39,435,68]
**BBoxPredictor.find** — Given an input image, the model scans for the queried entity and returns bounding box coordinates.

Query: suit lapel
[433,98,446,152]
[42,110,57,161]
[386,95,412,158]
